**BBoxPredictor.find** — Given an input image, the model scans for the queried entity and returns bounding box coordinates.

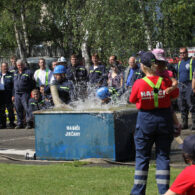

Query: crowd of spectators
[0,48,194,130]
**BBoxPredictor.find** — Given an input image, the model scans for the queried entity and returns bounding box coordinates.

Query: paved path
[0,113,194,165]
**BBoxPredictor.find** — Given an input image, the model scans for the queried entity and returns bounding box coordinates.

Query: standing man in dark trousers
[0,62,15,128]
[177,47,195,130]
[13,60,35,129]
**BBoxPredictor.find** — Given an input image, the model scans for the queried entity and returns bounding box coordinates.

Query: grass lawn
[0,162,183,195]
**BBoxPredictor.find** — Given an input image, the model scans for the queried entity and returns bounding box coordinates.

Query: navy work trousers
[15,93,30,126]
[131,108,174,195]
[178,82,195,116]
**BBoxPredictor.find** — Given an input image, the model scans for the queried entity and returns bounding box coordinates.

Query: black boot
[191,115,195,130]
[181,115,188,129]
[25,122,32,129]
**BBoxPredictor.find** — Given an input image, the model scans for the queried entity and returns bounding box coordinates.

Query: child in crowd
[165,134,195,195]
[152,49,181,136]
[28,89,48,128]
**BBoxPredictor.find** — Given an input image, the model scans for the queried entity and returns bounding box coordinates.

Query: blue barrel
[34,107,137,161]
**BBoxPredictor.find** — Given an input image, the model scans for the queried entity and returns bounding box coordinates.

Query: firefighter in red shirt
[129,52,179,195]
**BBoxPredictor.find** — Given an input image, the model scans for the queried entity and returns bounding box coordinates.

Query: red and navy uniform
[130,76,179,195]
[130,76,179,110]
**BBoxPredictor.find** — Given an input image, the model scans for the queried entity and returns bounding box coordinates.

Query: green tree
[158,0,195,53]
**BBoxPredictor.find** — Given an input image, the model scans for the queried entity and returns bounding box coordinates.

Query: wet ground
[0,113,194,166]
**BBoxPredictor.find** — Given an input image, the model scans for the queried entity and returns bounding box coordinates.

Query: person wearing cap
[137,50,145,63]
[165,134,195,195]
[96,86,123,104]
[50,65,76,104]
[49,58,67,85]
[33,58,53,88]
[153,49,178,94]
[177,47,195,130]
[152,49,181,134]
[57,56,67,66]
[129,52,179,195]
[124,56,143,89]
[96,87,111,104]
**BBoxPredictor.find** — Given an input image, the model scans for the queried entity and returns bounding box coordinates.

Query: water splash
[69,86,131,111]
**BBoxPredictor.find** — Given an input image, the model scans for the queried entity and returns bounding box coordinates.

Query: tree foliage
[158,0,195,53]
[0,0,194,61]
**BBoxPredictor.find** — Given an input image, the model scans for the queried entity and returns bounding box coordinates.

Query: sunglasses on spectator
[180,52,187,54]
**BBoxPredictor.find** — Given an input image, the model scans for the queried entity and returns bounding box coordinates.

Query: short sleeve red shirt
[170,165,195,195]
[129,76,179,110]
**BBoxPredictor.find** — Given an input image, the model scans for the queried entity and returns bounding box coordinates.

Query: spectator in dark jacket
[89,54,107,87]
[28,89,48,128]
[0,62,15,128]
[66,54,88,100]
[13,59,35,129]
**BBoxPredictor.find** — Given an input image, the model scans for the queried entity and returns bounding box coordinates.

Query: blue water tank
[34,107,137,161]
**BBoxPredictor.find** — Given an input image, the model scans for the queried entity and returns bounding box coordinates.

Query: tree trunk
[81,30,90,72]
[137,0,153,50]
[68,36,73,56]
[21,5,30,56]
[12,13,26,60]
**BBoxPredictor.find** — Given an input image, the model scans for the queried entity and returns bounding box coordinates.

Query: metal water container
[34,107,137,161]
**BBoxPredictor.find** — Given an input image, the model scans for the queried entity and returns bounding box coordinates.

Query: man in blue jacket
[13,60,35,129]
[177,47,195,130]
[124,56,143,89]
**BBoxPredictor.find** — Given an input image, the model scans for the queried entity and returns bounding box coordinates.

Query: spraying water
[69,85,132,111]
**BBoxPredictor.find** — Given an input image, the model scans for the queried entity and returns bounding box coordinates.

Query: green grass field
[0,162,183,195]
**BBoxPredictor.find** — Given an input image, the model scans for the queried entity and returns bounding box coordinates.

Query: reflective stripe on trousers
[132,170,148,194]
[156,169,170,193]
[134,170,148,185]
[131,109,173,195]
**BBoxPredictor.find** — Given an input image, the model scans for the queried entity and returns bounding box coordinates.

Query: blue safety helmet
[53,65,66,74]
[96,87,110,100]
